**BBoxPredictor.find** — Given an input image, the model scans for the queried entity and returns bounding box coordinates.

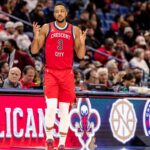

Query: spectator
[24,0,38,12]
[14,21,31,51]
[85,24,100,49]
[43,0,54,22]
[0,42,7,61]
[68,0,85,20]
[2,0,17,14]
[79,10,89,21]
[136,2,150,30]
[90,19,103,45]
[33,71,42,89]
[94,38,114,64]
[0,61,9,80]
[85,2,97,22]
[105,60,118,83]
[30,4,46,26]
[111,15,121,34]
[0,76,3,87]
[84,68,99,90]
[85,2,103,43]
[3,67,22,88]
[117,73,135,92]
[124,13,138,36]
[130,48,149,79]
[0,5,9,22]
[114,36,132,62]
[123,26,135,48]
[117,16,129,35]
[3,39,35,71]
[106,15,121,40]
[85,68,99,84]
[145,50,150,70]
[82,61,96,75]
[135,35,147,50]
[34,57,43,81]
[85,63,96,70]
[0,23,4,32]
[98,67,112,89]
[20,65,37,89]
[74,69,84,91]
[144,31,150,46]
[11,1,32,32]
[148,41,150,51]
[99,0,111,13]
[133,67,145,86]
[78,55,92,70]
[112,71,126,86]
[0,21,15,41]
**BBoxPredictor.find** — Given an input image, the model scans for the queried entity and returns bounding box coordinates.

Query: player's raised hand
[33,22,41,37]
[80,29,88,45]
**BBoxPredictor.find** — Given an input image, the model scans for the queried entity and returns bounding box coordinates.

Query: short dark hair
[23,65,35,75]
[123,73,134,81]
[54,2,68,10]
[0,61,7,73]
[85,69,97,80]
[18,1,28,10]
[7,39,18,50]
[116,36,123,42]
[85,69,92,80]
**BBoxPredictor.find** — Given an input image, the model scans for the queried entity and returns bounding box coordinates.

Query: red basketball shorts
[44,68,76,103]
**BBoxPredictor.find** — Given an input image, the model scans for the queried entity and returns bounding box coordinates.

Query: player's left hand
[80,29,88,45]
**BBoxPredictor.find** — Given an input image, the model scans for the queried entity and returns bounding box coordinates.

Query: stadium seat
[97,12,105,20]
[119,6,129,15]
[105,13,114,21]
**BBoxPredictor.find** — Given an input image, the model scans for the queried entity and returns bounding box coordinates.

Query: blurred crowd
[0,0,150,92]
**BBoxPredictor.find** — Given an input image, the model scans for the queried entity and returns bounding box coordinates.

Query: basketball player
[31,2,87,150]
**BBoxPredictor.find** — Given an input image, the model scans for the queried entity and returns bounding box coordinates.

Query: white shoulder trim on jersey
[54,21,68,30]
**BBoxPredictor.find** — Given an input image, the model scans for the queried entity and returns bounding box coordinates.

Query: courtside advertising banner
[0,94,149,148]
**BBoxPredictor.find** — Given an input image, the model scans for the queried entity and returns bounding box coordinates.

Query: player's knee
[46,98,57,109]
[59,102,70,116]
[45,107,56,127]
[45,98,58,125]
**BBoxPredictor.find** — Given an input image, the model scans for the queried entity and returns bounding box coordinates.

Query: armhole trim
[45,23,51,39]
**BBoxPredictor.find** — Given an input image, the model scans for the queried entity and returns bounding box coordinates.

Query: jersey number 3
[57,40,63,50]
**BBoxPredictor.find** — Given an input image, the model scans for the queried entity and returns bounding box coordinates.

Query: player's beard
[56,18,65,23]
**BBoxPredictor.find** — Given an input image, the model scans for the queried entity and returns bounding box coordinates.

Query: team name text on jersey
[51,33,70,40]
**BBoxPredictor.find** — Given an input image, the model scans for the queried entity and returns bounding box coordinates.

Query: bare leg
[45,98,58,140]
[58,102,70,146]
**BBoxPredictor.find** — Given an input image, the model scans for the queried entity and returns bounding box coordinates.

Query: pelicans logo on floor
[109,99,137,144]
[69,98,101,150]
[143,99,150,136]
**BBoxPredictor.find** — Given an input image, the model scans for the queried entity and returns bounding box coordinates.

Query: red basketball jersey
[45,22,74,70]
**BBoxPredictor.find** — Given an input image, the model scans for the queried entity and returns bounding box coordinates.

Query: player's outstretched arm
[31,22,48,54]
[74,26,87,59]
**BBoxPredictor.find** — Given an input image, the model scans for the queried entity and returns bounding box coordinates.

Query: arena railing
[86,45,125,63]
[0,88,150,97]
